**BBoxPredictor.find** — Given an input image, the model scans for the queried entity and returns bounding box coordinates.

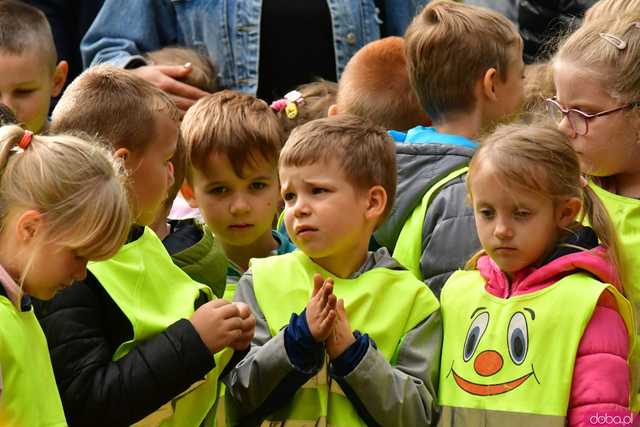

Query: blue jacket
[81,0,427,95]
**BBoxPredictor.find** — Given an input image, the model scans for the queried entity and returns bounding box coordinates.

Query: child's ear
[51,60,69,98]
[365,185,387,222]
[15,209,43,243]
[180,182,199,208]
[556,196,582,228]
[327,104,338,117]
[482,67,498,102]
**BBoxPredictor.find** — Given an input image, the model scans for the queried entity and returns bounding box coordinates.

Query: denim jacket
[81,0,427,94]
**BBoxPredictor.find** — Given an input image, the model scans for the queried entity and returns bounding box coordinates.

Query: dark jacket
[33,227,216,426]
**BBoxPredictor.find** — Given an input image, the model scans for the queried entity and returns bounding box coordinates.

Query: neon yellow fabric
[222,281,236,302]
[89,227,232,427]
[251,251,439,424]
[0,297,67,427]
[438,270,634,417]
[393,167,469,279]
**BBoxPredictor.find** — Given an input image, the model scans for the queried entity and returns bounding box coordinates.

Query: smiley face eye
[507,312,528,365]
[464,312,489,362]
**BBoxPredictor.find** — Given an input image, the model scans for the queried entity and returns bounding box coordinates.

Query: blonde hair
[521,62,555,121]
[337,36,430,131]
[584,0,640,23]
[405,0,521,123]
[51,65,181,153]
[183,90,284,181]
[0,125,130,283]
[466,122,622,285]
[0,0,57,69]
[554,13,640,104]
[280,115,396,224]
[274,79,337,139]
[146,47,219,93]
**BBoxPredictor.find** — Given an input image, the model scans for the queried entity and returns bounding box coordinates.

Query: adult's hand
[131,64,210,112]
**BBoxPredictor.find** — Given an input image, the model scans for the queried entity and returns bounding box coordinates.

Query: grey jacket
[225,248,442,426]
[375,140,481,297]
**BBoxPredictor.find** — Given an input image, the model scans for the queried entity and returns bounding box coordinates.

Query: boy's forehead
[0,47,55,75]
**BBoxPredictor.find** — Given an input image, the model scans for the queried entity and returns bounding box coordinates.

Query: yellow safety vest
[0,296,67,427]
[393,167,469,279]
[89,227,233,426]
[251,251,440,425]
[438,270,635,426]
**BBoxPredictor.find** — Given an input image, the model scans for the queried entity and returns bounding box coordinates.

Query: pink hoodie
[477,248,632,427]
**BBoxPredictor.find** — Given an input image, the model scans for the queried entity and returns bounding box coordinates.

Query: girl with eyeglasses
[550,13,640,411]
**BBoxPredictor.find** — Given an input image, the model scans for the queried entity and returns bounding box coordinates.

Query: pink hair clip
[270,99,288,112]
[18,130,33,150]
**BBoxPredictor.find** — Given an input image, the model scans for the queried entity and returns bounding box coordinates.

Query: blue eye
[507,312,528,365]
[464,312,489,362]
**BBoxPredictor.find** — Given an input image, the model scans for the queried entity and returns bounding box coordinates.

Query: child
[328,36,431,131]
[224,115,441,425]
[0,124,130,426]
[271,79,338,139]
[181,90,295,301]
[438,123,634,426]
[0,1,68,133]
[584,0,640,22]
[36,66,255,426]
[374,0,525,296]
[146,46,219,93]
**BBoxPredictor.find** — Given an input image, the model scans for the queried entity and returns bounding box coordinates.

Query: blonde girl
[437,123,634,426]
[0,124,130,426]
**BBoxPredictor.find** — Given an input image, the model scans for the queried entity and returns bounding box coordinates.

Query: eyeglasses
[545,97,638,136]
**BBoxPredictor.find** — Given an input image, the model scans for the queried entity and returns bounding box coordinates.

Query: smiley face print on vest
[447,307,540,396]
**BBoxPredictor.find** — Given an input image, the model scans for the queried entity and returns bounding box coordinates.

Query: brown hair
[146,46,219,93]
[0,0,57,69]
[466,122,622,285]
[183,90,284,181]
[554,13,640,104]
[274,79,337,139]
[584,0,640,23]
[0,124,130,283]
[405,0,521,123]
[337,36,430,131]
[51,65,181,153]
[280,115,396,224]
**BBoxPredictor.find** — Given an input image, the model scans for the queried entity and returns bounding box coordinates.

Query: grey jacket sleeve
[420,177,481,297]
[224,271,320,421]
[333,310,442,427]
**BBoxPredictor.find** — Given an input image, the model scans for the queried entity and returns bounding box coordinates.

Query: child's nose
[558,116,576,138]
[494,220,512,239]
[292,197,311,217]
[229,194,250,214]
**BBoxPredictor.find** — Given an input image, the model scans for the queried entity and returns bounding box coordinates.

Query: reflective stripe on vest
[89,227,232,427]
[438,270,634,419]
[0,298,67,427]
[393,167,469,279]
[251,251,440,424]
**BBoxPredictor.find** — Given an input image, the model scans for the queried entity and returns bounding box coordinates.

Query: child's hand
[306,274,337,342]
[229,302,256,351]
[326,299,356,360]
[190,299,244,353]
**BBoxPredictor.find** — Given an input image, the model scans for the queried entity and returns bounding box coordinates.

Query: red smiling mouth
[451,369,533,396]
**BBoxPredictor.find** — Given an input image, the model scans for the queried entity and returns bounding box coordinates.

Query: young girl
[437,123,634,426]
[0,124,130,426]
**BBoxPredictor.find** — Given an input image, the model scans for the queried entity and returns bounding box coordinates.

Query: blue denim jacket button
[346,32,357,45]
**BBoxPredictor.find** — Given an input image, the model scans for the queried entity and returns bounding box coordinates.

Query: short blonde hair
[584,0,640,23]
[405,0,521,123]
[182,90,284,181]
[337,37,429,131]
[274,79,337,139]
[146,47,219,93]
[554,13,640,104]
[51,65,181,153]
[280,115,396,224]
[0,0,57,69]
[0,125,130,283]
[521,62,555,121]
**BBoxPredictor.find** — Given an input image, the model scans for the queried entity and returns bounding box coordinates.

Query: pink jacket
[477,248,631,427]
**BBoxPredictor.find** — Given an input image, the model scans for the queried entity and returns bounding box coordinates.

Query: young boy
[375,0,525,295]
[224,115,441,425]
[328,36,431,131]
[0,0,68,133]
[181,90,294,301]
[35,66,254,426]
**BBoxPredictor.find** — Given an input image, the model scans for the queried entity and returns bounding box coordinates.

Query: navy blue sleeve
[284,309,325,373]
[330,331,372,377]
